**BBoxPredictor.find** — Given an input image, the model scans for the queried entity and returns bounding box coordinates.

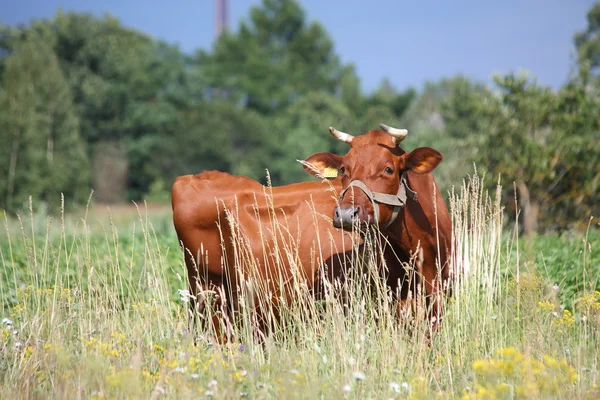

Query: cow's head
[303,124,443,230]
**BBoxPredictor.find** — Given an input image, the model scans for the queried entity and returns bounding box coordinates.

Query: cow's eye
[384,166,394,175]
[339,166,346,176]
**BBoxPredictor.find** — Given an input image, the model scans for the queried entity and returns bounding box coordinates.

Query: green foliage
[202,0,351,115]
[434,70,599,233]
[360,78,415,123]
[547,66,600,230]
[397,76,487,198]
[574,2,600,76]
[531,228,600,309]
[0,0,598,235]
[270,91,355,183]
[0,29,90,213]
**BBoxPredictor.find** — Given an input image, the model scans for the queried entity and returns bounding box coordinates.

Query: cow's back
[172,171,357,303]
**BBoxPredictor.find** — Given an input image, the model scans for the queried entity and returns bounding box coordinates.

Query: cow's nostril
[352,207,361,220]
[334,207,341,221]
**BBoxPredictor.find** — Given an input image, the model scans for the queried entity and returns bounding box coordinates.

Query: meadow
[0,174,599,399]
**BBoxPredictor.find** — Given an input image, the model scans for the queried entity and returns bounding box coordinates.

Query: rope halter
[338,171,418,229]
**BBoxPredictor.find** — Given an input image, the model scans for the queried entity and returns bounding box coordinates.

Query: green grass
[0,176,599,399]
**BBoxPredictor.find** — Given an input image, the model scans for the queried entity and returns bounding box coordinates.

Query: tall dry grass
[0,173,598,399]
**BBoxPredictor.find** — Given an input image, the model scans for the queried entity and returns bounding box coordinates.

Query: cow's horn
[329,127,354,143]
[379,123,408,144]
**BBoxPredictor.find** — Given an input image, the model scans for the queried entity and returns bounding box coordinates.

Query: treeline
[0,0,598,234]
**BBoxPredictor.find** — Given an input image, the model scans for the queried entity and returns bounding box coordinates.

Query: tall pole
[215,0,229,39]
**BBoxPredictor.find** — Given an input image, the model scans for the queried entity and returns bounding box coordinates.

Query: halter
[338,171,418,229]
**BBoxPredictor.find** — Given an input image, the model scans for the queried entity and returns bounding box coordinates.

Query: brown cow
[171,170,357,341]
[171,124,452,341]
[302,124,453,332]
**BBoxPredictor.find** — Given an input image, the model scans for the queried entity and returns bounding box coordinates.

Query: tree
[439,70,599,235]
[49,12,191,201]
[361,78,415,121]
[174,101,273,184]
[574,2,600,78]
[546,65,600,230]
[475,73,559,234]
[201,0,358,115]
[270,91,355,183]
[0,31,89,213]
[2,12,197,202]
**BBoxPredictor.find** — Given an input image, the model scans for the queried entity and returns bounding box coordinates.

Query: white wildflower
[401,382,410,390]
[208,379,218,387]
[190,373,199,379]
[1,318,13,325]
[343,384,352,392]
[389,382,401,393]
[353,371,365,381]
[174,367,186,373]
[178,289,196,303]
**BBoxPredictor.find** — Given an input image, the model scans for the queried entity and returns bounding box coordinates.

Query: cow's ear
[301,152,343,179]
[405,147,443,174]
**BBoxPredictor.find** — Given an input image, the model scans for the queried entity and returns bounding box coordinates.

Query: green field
[1,177,599,399]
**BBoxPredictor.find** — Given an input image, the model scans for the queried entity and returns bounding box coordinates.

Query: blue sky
[1,0,595,93]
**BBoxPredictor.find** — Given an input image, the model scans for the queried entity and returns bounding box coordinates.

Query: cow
[171,170,357,342]
[302,124,453,333]
[171,123,452,342]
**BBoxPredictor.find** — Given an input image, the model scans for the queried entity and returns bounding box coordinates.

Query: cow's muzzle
[335,172,418,230]
[333,206,362,229]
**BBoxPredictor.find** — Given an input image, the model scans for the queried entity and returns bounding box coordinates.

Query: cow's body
[172,125,453,340]
[385,168,453,326]
[171,170,357,337]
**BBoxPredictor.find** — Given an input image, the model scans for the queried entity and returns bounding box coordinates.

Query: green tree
[394,76,490,198]
[201,0,357,115]
[0,31,89,213]
[361,78,415,121]
[574,2,600,77]
[270,91,355,183]
[2,12,197,202]
[547,66,600,230]
[439,71,598,234]
[50,12,190,200]
[175,101,273,183]
[482,73,559,234]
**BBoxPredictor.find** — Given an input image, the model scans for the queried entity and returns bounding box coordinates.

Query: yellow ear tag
[323,166,338,178]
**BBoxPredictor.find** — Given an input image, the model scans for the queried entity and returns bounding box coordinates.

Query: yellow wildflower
[537,300,554,313]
